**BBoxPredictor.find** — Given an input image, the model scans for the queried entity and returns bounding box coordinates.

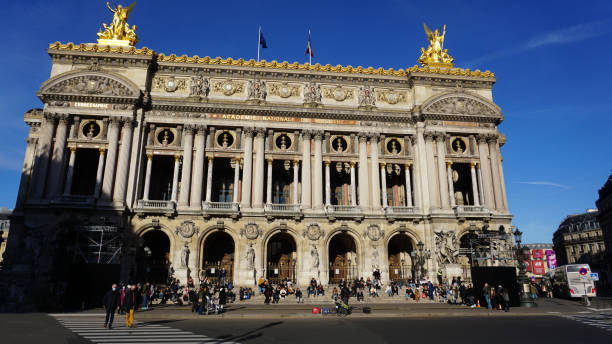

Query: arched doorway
[139,230,170,284]
[388,233,414,283]
[328,232,357,284]
[459,232,478,282]
[200,231,234,285]
[266,232,297,284]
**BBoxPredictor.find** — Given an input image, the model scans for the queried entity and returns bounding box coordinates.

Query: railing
[54,195,95,205]
[136,199,175,210]
[326,205,361,213]
[202,201,239,211]
[385,206,418,215]
[455,205,487,213]
[264,204,302,212]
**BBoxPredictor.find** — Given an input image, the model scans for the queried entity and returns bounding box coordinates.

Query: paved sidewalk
[54,298,597,320]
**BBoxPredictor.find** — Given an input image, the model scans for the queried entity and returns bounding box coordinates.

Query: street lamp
[411,241,431,282]
[513,228,537,307]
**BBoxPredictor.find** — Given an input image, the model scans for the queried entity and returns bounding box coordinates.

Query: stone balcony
[51,195,96,208]
[264,203,302,220]
[325,204,363,221]
[384,206,419,221]
[202,201,240,219]
[134,199,176,215]
[454,205,491,218]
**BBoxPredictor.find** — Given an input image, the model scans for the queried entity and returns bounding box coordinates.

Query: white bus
[552,264,596,299]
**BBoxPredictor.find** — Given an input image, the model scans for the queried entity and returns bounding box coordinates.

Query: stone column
[380,162,388,207]
[476,163,485,207]
[252,128,265,208]
[470,162,480,206]
[477,135,495,210]
[350,161,357,206]
[404,163,413,207]
[301,131,312,208]
[113,119,134,203]
[488,137,504,210]
[241,128,254,208]
[178,126,194,207]
[94,148,106,198]
[266,158,273,204]
[370,134,381,209]
[358,133,370,208]
[313,131,323,209]
[33,113,56,199]
[101,118,121,201]
[498,155,508,210]
[423,131,437,209]
[205,156,214,203]
[233,157,240,203]
[171,154,180,202]
[435,134,450,209]
[62,147,77,195]
[293,160,299,205]
[48,115,69,198]
[324,160,331,206]
[143,153,153,200]
[446,161,456,207]
[190,126,206,208]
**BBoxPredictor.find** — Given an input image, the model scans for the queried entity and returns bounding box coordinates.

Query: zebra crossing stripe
[564,314,612,333]
[51,315,239,344]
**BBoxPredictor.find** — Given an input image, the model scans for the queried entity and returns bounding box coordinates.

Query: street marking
[564,313,612,334]
[51,314,239,343]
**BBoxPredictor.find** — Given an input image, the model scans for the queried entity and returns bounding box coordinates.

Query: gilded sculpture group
[95,3,453,68]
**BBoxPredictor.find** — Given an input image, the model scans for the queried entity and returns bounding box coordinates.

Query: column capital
[302,130,312,140]
[313,130,324,141]
[195,125,207,135]
[174,154,181,161]
[470,161,478,168]
[423,131,435,141]
[146,153,154,160]
[380,161,386,168]
[368,132,381,142]
[358,132,368,142]
[476,134,488,144]
[58,114,70,124]
[486,134,499,145]
[267,157,274,164]
[120,117,134,128]
[350,161,356,168]
[404,162,412,169]
[184,124,196,135]
[446,161,453,168]
[43,112,58,122]
[69,146,77,153]
[293,159,300,166]
[108,117,122,126]
[207,155,214,162]
[99,147,107,154]
[434,132,446,142]
[244,126,255,138]
[255,127,266,138]
[324,160,331,166]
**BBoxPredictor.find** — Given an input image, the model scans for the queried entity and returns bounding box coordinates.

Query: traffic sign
[590,272,599,281]
[579,267,588,276]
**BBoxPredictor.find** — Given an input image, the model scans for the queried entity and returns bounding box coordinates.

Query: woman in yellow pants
[125,285,138,327]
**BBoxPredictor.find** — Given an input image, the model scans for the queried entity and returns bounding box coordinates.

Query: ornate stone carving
[323,86,353,102]
[269,83,299,98]
[47,75,134,96]
[423,95,498,116]
[189,73,210,98]
[358,86,376,109]
[310,244,320,269]
[246,79,267,103]
[376,89,406,105]
[176,220,199,239]
[240,222,262,240]
[434,230,459,265]
[152,76,187,93]
[303,223,323,241]
[180,243,190,268]
[245,243,255,270]
[365,224,384,241]
[303,82,322,106]
[212,79,244,96]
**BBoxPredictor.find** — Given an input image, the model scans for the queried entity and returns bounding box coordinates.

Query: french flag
[305,30,314,57]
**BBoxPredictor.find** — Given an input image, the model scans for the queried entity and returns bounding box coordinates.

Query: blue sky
[1,1,610,243]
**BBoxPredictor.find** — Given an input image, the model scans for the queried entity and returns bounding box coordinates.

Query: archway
[328,232,357,284]
[201,231,235,285]
[139,230,170,284]
[266,232,297,284]
[387,233,414,283]
[459,231,479,282]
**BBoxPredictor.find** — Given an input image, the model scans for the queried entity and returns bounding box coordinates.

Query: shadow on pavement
[215,321,284,342]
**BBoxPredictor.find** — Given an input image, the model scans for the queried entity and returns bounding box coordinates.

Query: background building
[522,243,555,282]
[596,173,612,289]
[0,207,10,264]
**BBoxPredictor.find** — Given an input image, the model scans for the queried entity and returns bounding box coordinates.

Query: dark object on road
[362,307,371,313]
[335,300,352,317]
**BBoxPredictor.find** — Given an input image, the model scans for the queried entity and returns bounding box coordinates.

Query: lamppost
[411,241,431,282]
[513,228,537,307]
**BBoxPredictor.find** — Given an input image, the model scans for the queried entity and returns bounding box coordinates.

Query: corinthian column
[266,158,273,204]
[380,162,388,207]
[48,115,69,198]
[470,162,480,206]
[171,154,180,202]
[424,132,438,208]
[313,131,323,209]
[94,148,106,198]
[446,161,456,207]
[293,160,299,205]
[404,163,413,207]
[488,137,504,210]
[324,160,331,206]
[143,153,153,200]
[178,126,194,207]
[436,134,450,209]
[190,126,206,208]
[101,118,121,201]
[350,161,357,206]
[358,133,370,208]
[233,157,241,203]
[63,147,77,195]
[241,128,254,208]
[252,128,266,208]
[113,118,134,203]
[477,163,485,207]
[205,156,214,203]
[477,135,495,210]
[370,134,381,209]
[301,131,312,208]
[33,113,56,199]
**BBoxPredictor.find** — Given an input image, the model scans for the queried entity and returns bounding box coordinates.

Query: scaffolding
[75,225,122,264]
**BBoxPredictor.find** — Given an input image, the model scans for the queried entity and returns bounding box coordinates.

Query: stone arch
[135,222,176,259]
[196,224,239,282]
[134,223,175,284]
[385,229,419,283]
[325,226,363,284]
[420,91,502,120]
[38,69,141,103]
[262,226,300,283]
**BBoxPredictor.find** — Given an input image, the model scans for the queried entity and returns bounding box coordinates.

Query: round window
[217,131,234,148]
[157,129,175,145]
[386,139,401,154]
[331,136,348,152]
[452,138,466,153]
[82,121,101,138]
[275,134,291,150]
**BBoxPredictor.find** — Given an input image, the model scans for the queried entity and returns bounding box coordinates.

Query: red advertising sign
[533,266,546,275]
[524,261,532,272]
[532,249,544,259]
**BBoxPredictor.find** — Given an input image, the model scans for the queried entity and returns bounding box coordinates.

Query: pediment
[38,70,141,102]
[421,92,501,118]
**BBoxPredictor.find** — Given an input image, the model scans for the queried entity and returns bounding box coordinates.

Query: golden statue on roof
[418,23,454,68]
[97,2,138,46]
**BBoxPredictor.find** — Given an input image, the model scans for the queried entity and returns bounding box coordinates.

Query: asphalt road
[2,313,611,344]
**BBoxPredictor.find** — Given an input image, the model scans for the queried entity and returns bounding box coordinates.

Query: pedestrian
[296,288,303,303]
[482,283,492,309]
[125,285,138,328]
[264,281,271,304]
[190,286,199,313]
[501,286,510,312]
[103,283,120,329]
[218,287,227,313]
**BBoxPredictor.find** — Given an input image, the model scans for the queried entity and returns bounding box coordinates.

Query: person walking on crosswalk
[103,284,120,329]
[125,284,139,328]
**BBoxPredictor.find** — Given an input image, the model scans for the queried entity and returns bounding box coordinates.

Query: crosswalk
[564,312,612,334]
[50,314,239,344]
